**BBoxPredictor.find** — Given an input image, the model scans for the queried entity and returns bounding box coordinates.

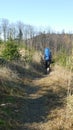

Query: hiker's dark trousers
[45,60,51,69]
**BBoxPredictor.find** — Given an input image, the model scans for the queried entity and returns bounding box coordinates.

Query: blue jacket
[44,48,51,61]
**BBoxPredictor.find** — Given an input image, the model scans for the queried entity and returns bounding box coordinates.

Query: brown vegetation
[0,55,73,130]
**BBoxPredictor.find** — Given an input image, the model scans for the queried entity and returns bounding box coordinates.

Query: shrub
[56,50,67,66]
[2,41,20,60]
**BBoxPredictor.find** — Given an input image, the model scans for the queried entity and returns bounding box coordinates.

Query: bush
[55,50,67,66]
[2,41,20,60]
[55,49,73,69]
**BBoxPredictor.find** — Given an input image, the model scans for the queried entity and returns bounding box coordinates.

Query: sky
[0,0,73,33]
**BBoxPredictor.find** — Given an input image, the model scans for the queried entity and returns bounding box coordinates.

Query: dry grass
[29,64,73,130]
[0,44,5,55]
[0,66,18,80]
[32,51,42,63]
[0,55,73,129]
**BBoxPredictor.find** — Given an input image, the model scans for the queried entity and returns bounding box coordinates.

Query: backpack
[44,48,51,61]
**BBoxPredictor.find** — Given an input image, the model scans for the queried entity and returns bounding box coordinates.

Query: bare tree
[16,21,24,43]
[7,23,17,40]
[24,24,35,49]
[1,18,9,42]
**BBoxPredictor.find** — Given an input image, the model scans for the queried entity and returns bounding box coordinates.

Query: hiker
[44,47,52,74]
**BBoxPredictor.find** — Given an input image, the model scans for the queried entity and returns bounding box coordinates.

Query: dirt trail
[15,65,70,130]
[1,62,72,130]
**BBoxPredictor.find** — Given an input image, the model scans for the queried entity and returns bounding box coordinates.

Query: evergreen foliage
[2,40,20,60]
